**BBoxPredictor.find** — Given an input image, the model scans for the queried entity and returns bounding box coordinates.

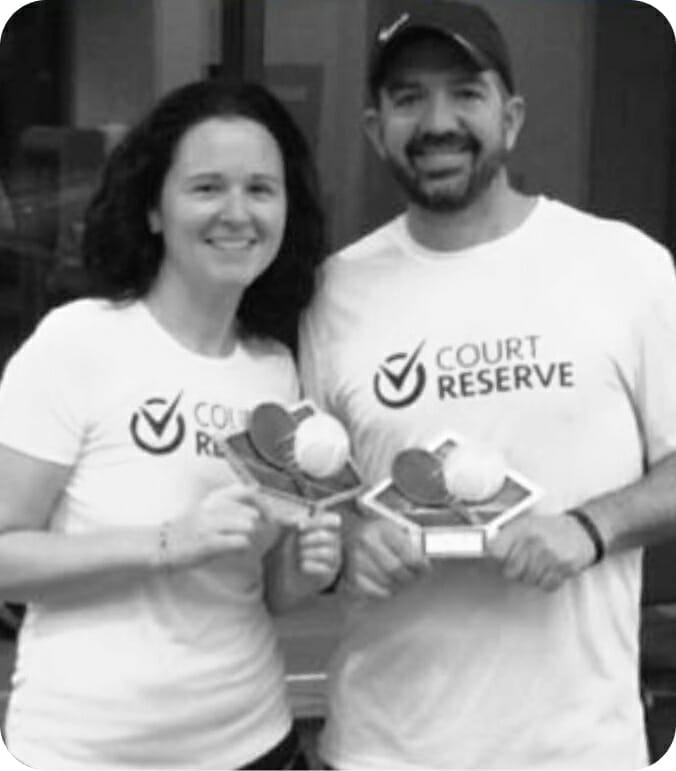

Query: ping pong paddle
[391,447,479,525]
[249,402,310,496]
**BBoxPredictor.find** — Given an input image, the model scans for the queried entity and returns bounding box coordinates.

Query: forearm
[581,451,676,555]
[0,526,160,603]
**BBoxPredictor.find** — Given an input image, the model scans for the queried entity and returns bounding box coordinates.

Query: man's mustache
[407,133,478,156]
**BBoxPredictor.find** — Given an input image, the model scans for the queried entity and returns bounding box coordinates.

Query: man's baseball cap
[368,0,515,97]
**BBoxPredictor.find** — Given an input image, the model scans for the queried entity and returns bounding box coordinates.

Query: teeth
[417,148,468,157]
[415,154,467,170]
[208,238,253,249]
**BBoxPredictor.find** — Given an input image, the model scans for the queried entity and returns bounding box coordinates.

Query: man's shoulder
[302,217,404,335]
[327,215,405,269]
[539,199,675,308]
[543,197,664,247]
[541,197,670,265]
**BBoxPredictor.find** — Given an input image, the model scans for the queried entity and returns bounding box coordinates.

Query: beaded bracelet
[321,563,344,595]
[155,521,173,571]
[566,508,605,565]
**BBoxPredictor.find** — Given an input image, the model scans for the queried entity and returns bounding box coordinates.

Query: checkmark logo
[130,392,186,455]
[377,13,410,43]
[373,341,427,409]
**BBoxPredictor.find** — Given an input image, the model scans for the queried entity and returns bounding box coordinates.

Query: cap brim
[369,26,490,95]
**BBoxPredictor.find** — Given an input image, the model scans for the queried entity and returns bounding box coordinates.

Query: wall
[66,0,673,249]
[484,0,595,206]
[153,0,214,97]
[70,0,156,127]
[264,0,370,249]
[589,1,675,247]
[70,0,214,130]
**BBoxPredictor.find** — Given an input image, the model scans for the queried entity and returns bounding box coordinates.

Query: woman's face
[148,116,287,296]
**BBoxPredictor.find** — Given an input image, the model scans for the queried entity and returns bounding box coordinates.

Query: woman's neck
[144,275,241,358]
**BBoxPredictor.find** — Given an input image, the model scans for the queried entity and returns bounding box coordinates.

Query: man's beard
[386,133,508,213]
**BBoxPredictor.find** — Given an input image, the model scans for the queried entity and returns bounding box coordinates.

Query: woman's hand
[157,484,281,570]
[296,510,342,590]
[263,510,343,612]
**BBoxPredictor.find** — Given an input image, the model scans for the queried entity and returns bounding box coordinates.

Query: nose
[218,188,249,224]
[420,91,463,135]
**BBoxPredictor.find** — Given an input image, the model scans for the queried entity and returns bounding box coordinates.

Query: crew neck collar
[394,195,544,263]
[137,300,243,364]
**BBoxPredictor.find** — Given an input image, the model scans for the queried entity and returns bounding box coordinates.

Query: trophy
[360,433,541,557]
[223,400,363,526]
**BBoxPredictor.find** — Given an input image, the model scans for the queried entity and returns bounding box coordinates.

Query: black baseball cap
[369,0,515,97]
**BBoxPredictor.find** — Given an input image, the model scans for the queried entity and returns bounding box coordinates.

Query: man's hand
[486,512,598,591]
[344,517,429,599]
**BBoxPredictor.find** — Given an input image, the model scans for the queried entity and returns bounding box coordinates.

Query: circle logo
[373,342,427,409]
[130,392,186,455]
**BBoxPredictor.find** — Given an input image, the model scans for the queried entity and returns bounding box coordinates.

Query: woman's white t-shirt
[0,299,298,769]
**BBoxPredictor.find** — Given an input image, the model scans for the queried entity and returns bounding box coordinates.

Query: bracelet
[155,521,173,571]
[321,563,344,595]
[566,508,605,565]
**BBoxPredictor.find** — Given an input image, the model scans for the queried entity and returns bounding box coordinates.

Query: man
[300,1,676,768]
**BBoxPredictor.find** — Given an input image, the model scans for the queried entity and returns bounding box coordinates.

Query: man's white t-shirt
[0,299,298,769]
[300,197,676,769]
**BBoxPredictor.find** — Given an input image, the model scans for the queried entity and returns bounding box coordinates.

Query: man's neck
[406,173,537,253]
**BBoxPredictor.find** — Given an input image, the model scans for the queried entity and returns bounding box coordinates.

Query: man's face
[365,35,524,212]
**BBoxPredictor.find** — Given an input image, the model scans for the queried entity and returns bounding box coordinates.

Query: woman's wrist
[320,561,344,594]
[151,520,174,571]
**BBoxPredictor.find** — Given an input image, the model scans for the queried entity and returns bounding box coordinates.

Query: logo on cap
[378,13,411,43]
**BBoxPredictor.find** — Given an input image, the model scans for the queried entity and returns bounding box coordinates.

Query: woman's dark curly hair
[82,79,326,352]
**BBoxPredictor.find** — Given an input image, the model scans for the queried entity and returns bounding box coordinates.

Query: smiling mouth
[415,149,469,161]
[206,237,256,250]
[409,135,475,163]
[412,151,471,176]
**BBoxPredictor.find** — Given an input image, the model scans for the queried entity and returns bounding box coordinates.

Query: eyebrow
[185,170,283,184]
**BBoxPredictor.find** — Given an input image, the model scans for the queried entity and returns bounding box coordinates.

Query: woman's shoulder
[22,298,142,368]
[34,297,138,338]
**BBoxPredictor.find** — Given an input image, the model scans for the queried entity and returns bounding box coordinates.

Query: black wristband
[566,508,605,565]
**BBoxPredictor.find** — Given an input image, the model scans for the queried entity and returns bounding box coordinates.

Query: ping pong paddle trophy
[224,401,363,526]
[360,434,542,558]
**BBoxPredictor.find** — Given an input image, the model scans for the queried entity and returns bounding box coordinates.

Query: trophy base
[361,431,542,559]
[421,526,487,558]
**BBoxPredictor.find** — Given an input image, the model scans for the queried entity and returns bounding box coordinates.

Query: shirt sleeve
[630,243,676,465]
[298,300,332,412]
[279,342,301,403]
[0,309,91,465]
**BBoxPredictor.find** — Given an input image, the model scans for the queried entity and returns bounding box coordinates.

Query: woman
[0,80,340,769]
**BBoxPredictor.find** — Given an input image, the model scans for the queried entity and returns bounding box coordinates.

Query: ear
[363,107,388,160]
[503,94,526,153]
[147,209,162,235]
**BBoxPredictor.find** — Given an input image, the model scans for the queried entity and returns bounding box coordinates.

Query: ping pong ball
[442,445,506,502]
[293,413,350,478]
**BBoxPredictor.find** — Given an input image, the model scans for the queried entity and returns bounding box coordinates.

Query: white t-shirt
[300,197,676,770]
[0,298,299,769]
